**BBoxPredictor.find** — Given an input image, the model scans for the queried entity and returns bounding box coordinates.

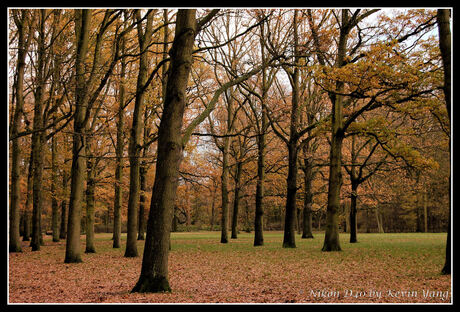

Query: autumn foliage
[8,8,450,303]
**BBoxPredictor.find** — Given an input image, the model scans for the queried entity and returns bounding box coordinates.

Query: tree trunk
[85,149,96,253]
[210,189,216,231]
[125,11,154,257]
[59,170,68,239]
[9,10,30,252]
[65,9,92,263]
[220,136,231,243]
[132,9,196,293]
[282,10,300,249]
[231,161,243,239]
[29,10,49,252]
[112,37,126,249]
[322,130,344,251]
[375,206,384,233]
[138,164,147,240]
[23,150,33,242]
[322,11,350,252]
[283,142,298,248]
[51,126,60,242]
[253,26,269,247]
[349,181,358,243]
[254,122,266,246]
[437,9,451,275]
[302,157,314,239]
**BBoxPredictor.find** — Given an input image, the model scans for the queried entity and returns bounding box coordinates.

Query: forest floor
[9,231,451,304]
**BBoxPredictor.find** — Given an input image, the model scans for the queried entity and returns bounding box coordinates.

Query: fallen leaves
[8,232,451,303]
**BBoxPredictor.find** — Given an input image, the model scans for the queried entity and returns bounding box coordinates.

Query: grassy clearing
[8,231,451,303]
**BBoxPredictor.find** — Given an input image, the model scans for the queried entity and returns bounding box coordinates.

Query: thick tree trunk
[65,9,91,263]
[231,161,243,239]
[322,131,343,251]
[132,9,196,293]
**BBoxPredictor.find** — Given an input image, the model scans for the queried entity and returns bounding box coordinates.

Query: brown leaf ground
[8,231,451,304]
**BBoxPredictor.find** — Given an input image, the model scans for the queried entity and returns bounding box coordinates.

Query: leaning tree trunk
[132,9,197,293]
[231,161,243,239]
[65,9,91,263]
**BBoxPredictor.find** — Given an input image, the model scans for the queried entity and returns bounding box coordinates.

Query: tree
[9,9,32,252]
[132,9,201,292]
[132,8,269,292]
[437,8,451,276]
[124,9,155,258]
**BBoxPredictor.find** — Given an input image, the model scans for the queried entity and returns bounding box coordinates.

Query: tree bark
[112,37,126,249]
[85,146,96,253]
[375,206,384,233]
[23,150,33,242]
[231,161,243,239]
[125,10,154,257]
[322,10,350,252]
[283,142,298,248]
[301,155,314,239]
[65,9,91,263]
[50,123,60,242]
[9,10,30,252]
[132,9,197,293]
[30,10,47,252]
[437,9,451,275]
[349,181,358,243]
[138,164,147,240]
